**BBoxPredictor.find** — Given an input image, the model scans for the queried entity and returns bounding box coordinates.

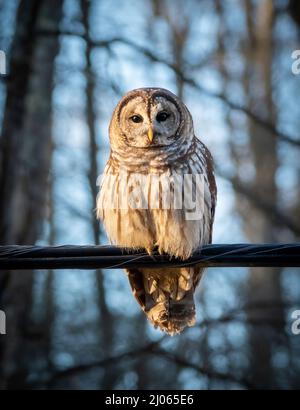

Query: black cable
[0,243,300,270]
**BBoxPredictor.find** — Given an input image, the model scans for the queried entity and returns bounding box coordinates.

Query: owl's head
[109,88,194,150]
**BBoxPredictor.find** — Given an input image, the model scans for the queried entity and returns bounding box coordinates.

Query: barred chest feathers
[97,139,213,259]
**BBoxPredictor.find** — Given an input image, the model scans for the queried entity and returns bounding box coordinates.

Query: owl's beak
[147,127,154,143]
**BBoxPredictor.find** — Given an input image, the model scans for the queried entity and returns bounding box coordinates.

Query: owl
[97,88,217,335]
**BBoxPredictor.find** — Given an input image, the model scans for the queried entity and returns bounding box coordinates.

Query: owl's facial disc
[119,95,181,148]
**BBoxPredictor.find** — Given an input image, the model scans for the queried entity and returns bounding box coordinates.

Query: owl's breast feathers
[97,137,216,253]
[97,136,216,335]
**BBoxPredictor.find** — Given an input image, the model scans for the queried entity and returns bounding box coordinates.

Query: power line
[0,243,299,270]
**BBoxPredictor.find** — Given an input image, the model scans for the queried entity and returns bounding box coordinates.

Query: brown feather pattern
[97,88,217,335]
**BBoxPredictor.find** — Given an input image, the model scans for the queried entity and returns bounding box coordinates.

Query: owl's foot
[145,246,155,257]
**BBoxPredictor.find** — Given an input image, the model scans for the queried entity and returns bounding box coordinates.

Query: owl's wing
[185,137,217,287]
[199,138,217,241]
[190,137,217,244]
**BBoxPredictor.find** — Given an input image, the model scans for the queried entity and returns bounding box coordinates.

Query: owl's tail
[126,267,202,336]
[145,289,196,336]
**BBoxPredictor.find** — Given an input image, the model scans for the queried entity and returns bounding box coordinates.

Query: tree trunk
[0,0,63,389]
[80,0,115,389]
[241,0,284,388]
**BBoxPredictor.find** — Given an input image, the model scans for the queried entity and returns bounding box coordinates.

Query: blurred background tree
[0,0,299,389]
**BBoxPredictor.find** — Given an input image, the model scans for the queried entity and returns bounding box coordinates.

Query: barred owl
[97,88,216,335]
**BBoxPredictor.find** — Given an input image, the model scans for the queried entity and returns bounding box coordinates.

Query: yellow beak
[148,127,154,143]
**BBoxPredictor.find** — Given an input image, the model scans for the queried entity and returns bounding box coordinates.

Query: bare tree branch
[152,348,253,388]
[217,168,300,236]
[28,299,296,389]
[41,335,253,389]
[34,29,300,148]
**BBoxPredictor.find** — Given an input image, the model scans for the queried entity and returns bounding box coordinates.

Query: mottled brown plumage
[97,88,216,335]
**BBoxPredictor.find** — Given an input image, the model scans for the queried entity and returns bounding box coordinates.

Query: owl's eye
[130,115,143,123]
[156,111,170,122]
